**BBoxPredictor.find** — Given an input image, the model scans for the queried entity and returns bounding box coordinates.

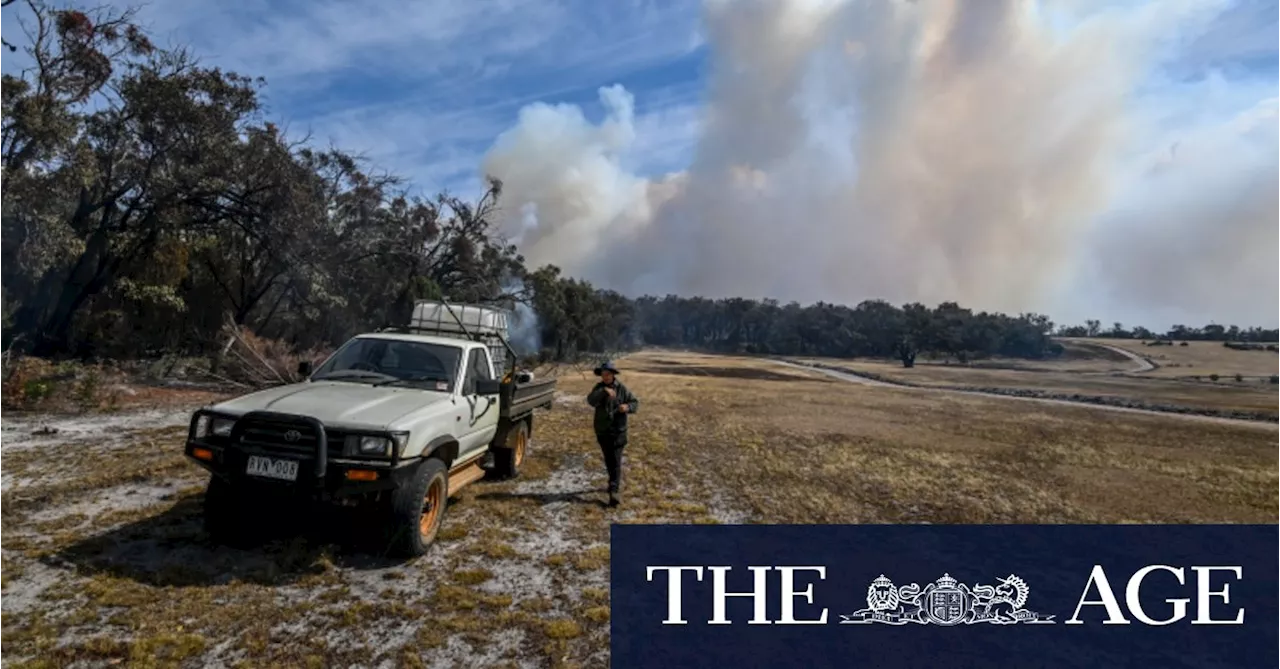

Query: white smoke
[508,300,542,355]
[482,0,1277,326]
[483,85,661,271]
[495,277,542,355]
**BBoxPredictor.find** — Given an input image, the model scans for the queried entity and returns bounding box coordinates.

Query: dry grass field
[618,352,1276,524]
[795,355,1279,417]
[936,339,1137,373]
[2,350,1276,667]
[1075,338,1280,379]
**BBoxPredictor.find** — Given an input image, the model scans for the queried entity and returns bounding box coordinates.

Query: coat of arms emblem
[841,573,1055,626]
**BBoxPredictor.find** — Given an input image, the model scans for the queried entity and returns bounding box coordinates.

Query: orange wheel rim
[420,478,444,537]
[515,431,527,466]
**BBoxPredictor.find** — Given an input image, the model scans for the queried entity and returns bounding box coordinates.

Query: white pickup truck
[184,301,555,557]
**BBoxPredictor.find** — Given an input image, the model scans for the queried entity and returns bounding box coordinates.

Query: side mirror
[474,378,502,396]
[297,361,313,377]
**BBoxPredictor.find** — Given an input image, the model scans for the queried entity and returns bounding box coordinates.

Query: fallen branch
[223,316,288,385]
[2,334,25,377]
[201,370,254,389]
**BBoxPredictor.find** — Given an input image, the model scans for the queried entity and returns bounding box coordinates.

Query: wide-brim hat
[593,360,620,376]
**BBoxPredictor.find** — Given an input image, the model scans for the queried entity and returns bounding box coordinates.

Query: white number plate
[246,455,299,481]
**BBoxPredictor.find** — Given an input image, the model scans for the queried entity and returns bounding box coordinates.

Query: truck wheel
[203,476,255,547]
[492,420,529,479]
[387,457,449,558]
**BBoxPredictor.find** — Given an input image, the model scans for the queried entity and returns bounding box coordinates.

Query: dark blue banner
[610,525,1277,669]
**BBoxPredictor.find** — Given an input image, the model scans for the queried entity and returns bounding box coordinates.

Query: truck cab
[184,301,555,557]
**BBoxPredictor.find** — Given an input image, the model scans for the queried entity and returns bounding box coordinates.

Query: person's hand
[618,403,629,413]
[604,387,617,399]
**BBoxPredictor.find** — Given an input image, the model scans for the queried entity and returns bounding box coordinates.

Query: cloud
[17,0,707,197]
[1174,0,1279,74]
[482,0,1279,326]
[125,0,702,101]
[135,0,559,87]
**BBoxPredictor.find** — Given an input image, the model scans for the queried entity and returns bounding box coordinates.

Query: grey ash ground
[0,388,743,669]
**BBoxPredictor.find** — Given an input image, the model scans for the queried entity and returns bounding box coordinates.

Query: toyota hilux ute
[183,301,555,557]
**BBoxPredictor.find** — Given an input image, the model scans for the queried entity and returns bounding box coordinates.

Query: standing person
[586,360,639,507]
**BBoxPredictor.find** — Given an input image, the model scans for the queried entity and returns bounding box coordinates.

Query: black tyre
[491,420,529,480]
[203,476,257,547]
[387,457,449,558]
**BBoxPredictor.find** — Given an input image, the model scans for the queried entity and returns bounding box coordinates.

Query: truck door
[458,347,500,458]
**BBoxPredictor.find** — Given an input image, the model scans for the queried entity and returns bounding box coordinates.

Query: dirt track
[1091,343,1157,373]
[772,359,1278,430]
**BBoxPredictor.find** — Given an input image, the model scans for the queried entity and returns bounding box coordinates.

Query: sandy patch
[2,408,193,452]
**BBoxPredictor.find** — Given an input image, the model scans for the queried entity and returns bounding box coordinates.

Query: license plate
[246,455,299,481]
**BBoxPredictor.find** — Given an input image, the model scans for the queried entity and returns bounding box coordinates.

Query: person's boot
[608,490,621,507]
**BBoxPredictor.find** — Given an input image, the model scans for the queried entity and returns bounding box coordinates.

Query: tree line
[1056,321,1278,343]
[2,1,1274,371]
[2,1,523,359]
[525,266,1065,365]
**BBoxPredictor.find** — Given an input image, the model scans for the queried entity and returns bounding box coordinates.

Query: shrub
[74,368,102,410]
[1208,374,1220,382]
[23,378,54,403]
[2,357,55,409]
[1270,375,1278,385]
[1234,373,1244,383]
[1179,341,1189,346]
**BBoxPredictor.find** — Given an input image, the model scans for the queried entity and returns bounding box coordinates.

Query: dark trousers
[596,432,626,493]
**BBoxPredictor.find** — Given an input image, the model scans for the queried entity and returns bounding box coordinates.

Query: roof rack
[380,297,523,372]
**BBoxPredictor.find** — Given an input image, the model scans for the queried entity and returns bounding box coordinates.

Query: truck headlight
[210,417,235,437]
[358,436,393,456]
[195,415,236,439]
[349,432,407,457]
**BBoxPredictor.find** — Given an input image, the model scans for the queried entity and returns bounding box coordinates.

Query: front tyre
[387,457,449,558]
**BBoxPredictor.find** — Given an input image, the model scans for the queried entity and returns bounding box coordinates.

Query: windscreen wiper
[373,375,451,388]
[313,371,394,382]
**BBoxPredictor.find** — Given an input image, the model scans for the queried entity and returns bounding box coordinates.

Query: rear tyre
[203,476,256,547]
[387,457,449,558]
[491,420,529,480]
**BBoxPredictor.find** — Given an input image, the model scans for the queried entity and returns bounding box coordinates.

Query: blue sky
[133,0,712,197]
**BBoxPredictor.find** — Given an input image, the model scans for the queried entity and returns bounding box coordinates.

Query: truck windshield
[311,338,462,391]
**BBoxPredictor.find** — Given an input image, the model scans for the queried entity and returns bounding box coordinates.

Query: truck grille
[237,417,344,458]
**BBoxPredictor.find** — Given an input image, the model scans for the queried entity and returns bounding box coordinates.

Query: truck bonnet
[210,381,452,430]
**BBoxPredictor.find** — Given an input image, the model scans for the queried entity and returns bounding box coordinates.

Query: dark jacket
[587,380,639,438]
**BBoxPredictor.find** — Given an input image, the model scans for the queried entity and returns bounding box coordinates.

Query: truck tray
[501,377,556,418]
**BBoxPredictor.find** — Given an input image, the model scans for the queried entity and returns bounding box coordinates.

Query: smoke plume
[508,300,542,356]
[482,0,1278,326]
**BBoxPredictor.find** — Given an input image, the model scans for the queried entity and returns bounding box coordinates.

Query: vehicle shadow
[473,489,610,509]
[43,495,433,588]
